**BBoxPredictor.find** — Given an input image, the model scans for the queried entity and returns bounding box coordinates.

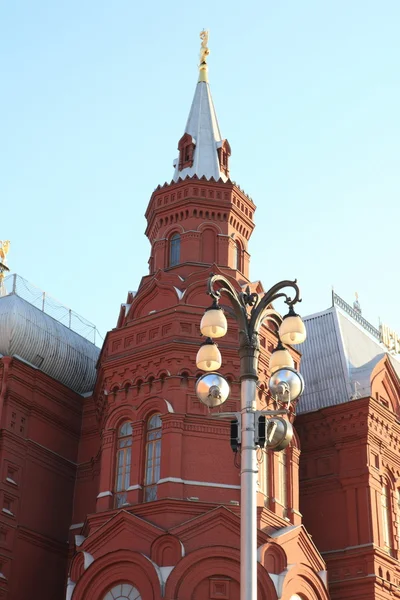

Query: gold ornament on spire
[0,240,10,267]
[198,29,210,83]
[0,240,10,295]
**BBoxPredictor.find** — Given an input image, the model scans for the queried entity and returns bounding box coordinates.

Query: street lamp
[269,338,294,374]
[195,275,306,600]
[195,337,222,371]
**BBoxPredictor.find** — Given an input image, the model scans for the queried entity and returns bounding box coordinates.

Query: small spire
[0,240,10,297]
[198,29,210,83]
[353,292,362,315]
[172,30,231,183]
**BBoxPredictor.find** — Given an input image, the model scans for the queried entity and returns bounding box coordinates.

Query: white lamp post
[195,276,306,600]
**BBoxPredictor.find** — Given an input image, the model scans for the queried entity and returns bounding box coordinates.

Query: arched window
[169,233,180,267]
[115,422,132,508]
[381,482,394,555]
[103,583,141,600]
[144,414,162,502]
[278,450,288,517]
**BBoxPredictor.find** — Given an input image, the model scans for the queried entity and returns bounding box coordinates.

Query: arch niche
[164,546,277,600]
[71,550,161,600]
[282,564,330,600]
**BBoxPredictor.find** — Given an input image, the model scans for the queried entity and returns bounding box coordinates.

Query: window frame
[114,422,133,508]
[381,481,394,556]
[144,414,162,502]
[169,233,181,267]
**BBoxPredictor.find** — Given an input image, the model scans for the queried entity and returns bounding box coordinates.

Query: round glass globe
[196,342,222,371]
[269,348,294,374]
[279,315,306,345]
[200,309,228,338]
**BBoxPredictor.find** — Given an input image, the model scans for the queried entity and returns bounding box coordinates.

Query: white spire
[172,31,230,183]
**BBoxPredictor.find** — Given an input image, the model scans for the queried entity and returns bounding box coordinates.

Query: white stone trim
[157,477,240,490]
[69,522,84,530]
[318,570,328,586]
[75,535,86,547]
[127,484,142,491]
[66,578,76,600]
[83,551,94,570]
[97,491,113,498]
[159,566,174,585]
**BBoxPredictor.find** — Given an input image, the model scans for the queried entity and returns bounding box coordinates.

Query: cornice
[7,377,82,418]
[26,438,77,476]
[17,525,69,555]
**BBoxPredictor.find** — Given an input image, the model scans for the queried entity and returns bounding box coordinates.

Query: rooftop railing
[332,291,381,341]
[1,273,102,346]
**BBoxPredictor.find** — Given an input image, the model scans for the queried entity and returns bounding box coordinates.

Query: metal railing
[332,292,381,341]
[1,273,102,346]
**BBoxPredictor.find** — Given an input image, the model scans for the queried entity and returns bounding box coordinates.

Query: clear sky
[1,1,399,343]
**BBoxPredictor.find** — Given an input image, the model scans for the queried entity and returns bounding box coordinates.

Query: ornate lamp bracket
[207,274,302,380]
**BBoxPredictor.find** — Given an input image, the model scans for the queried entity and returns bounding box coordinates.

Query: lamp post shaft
[204,275,303,600]
[240,377,258,600]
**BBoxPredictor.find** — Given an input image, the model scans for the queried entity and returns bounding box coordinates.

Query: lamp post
[195,275,306,600]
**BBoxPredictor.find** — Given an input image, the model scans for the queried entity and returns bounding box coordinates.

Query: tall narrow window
[115,422,132,508]
[169,234,180,267]
[144,414,162,502]
[278,450,288,517]
[382,484,393,555]
[235,240,242,271]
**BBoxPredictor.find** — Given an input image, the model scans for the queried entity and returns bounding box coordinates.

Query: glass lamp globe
[200,303,228,338]
[269,341,294,374]
[279,305,307,345]
[196,338,222,371]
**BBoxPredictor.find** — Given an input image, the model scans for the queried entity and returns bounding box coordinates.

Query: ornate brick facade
[0,53,332,600]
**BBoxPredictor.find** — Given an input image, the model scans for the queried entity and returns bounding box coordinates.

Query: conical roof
[172,31,229,182]
[172,80,227,182]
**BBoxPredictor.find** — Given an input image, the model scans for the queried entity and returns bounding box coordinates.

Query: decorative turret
[144,32,255,280]
[172,31,231,182]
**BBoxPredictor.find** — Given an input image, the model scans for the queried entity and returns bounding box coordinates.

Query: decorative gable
[178,133,196,171]
[371,355,400,415]
[81,510,164,559]
[217,139,231,178]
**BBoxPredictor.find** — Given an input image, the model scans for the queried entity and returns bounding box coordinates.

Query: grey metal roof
[296,301,400,414]
[0,293,99,394]
[172,80,227,182]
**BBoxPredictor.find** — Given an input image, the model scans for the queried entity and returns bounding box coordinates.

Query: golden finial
[0,241,10,268]
[0,240,10,295]
[198,29,210,83]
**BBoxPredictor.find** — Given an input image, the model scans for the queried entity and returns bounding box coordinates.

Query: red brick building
[296,294,400,600]
[0,48,330,599]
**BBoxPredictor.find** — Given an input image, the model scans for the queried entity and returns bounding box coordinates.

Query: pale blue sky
[1,1,399,342]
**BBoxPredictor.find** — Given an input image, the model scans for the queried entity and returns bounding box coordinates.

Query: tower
[68,33,329,600]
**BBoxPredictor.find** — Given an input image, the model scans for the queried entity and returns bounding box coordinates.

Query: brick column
[96,429,115,511]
